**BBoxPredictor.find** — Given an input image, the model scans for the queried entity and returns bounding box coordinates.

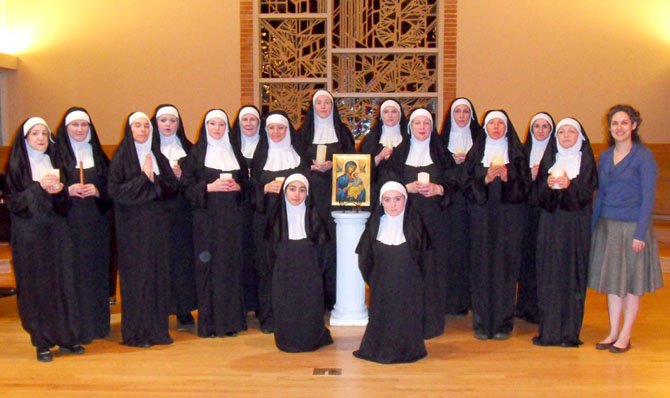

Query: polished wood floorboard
[0,271,668,398]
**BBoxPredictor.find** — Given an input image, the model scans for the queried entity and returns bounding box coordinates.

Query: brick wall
[240,0,254,105]
[443,0,458,104]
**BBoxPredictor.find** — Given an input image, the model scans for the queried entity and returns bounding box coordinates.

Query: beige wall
[457,0,670,143]
[2,0,669,146]
[1,0,241,145]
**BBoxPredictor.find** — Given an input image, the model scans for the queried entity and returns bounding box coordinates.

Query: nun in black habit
[108,112,179,347]
[515,112,555,324]
[532,118,597,347]
[54,107,112,343]
[298,89,356,310]
[266,173,333,352]
[151,104,198,331]
[230,105,264,314]
[359,99,408,199]
[383,108,454,339]
[439,97,480,315]
[354,181,429,364]
[250,111,308,333]
[462,110,530,340]
[181,109,248,337]
[6,117,82,362]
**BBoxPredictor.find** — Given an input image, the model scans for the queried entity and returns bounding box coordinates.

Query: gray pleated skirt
[588,218,663,297]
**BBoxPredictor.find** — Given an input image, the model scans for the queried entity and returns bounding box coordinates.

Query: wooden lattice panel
[260,19,328,78]
[260,0,327,14]
[260,83,326,125]
[333,54,437,93]
[333,0,438,48]
[256,0,444,137]
[339,97,437,140]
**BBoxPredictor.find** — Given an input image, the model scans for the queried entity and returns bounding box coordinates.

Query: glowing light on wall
[0,28,35,54]
[653,2,670,43]
[0,0,37,54]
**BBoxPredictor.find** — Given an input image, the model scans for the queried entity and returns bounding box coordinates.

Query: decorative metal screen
[257,0,441,139]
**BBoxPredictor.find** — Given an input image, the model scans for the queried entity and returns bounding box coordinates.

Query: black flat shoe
[36,349,53,362]
[225,332,238,337]
[60,344,86,355]
[261,326,274,334]
[492,332,510,341]
[609,342,631,354]
[531,336,542,346]
[473,331,489,340]
[595,341,615,350]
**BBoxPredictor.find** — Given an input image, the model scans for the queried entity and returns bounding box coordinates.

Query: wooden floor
[0,271,668,398]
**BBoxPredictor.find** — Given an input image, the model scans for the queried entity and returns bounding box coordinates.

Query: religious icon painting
[332,153,371,207]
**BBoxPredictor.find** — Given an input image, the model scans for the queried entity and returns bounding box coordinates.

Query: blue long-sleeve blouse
[591,143,657,241]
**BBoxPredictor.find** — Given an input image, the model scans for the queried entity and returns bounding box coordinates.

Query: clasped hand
[547,173,571,189]
[208,177,240,193]
[68,183,99,198]
[40,175,63,194]
[311,160,333,173]
[485,165,508,184]
[406,181,443,197]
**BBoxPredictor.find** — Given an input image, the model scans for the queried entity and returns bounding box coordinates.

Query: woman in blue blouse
[588,104,663,353]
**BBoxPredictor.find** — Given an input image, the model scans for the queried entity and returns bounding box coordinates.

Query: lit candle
[550,169,563,189]
[491,155,505,167]
[170,159,178,168]
[417,172,430,184]
[48,169,60,179]
[47,169,60,189]
[220,172,233,181]
[274,176,286,184]
[316,144,327,163]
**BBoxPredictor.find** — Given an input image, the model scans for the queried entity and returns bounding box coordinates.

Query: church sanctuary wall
[0,0,241,145]
[2,1,668,144]
[457,0,669,144]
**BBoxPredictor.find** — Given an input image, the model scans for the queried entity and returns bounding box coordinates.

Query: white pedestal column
[329,210,370,326]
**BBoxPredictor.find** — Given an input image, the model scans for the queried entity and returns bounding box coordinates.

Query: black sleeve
[180,154,208,209]
[108,161,161,205]
[6,182,54,218]
[461,164,489,205]
[502,157,531,204]
[355,227,374,284]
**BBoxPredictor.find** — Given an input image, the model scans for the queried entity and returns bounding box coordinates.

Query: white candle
[491,155,505,167]
[417,172,430,184]
[316,144,327,163]
[170,159,178,167]
[47,169,60,179]
[550,169,563,189]
[274,176,286,184]
[46,169,60,189]
[220,172,233,181]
